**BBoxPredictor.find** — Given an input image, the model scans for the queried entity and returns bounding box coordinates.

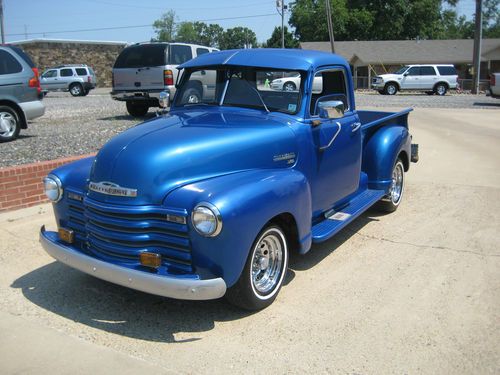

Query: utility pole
[325,0,335,53]
[276,0,287,48]
[472,0,483,94]
[0,0,6,44]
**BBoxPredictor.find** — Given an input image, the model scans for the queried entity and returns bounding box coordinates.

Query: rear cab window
[75,68,88,76]
[437,66,457,76]
[114,44,167,68]
[0,49,23,74]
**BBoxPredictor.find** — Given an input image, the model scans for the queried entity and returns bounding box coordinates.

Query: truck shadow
[11,264,252,343]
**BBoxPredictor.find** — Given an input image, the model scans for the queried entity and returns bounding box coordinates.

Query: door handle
[351,122,361,133]
[319,121,341,151]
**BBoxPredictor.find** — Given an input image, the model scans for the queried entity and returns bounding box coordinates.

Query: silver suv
[40,64,97,96]
[111,42,218,116]
[0,45,45,142]
[372,64,458,95]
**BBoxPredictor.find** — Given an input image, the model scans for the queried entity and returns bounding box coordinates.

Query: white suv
[371,64,458,95]
[111,42,218,116]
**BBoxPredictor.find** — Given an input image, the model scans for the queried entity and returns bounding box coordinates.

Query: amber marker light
[58,228,74,244]
[140,252,162,268]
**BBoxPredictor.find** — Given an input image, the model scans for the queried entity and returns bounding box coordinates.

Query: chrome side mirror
[318,100,344,119]
[159,91,170,108]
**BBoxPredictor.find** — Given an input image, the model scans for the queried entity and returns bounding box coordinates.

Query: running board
[311,189,385,243]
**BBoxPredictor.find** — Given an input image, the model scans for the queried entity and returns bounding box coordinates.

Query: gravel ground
[0,88,499,168]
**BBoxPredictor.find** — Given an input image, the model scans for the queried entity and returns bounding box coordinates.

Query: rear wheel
[376,159,405,213]
[226,225,289,310]
[0,106,21,142]
[283,81,296,91]
[384,82,398,95]
[181,87,202,104]
[69,83,83,96]
[434,83,448,96]
[126,101,149,117]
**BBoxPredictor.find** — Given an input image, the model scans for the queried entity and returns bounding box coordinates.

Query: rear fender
[362,125,411,191]
[163,169,312,287]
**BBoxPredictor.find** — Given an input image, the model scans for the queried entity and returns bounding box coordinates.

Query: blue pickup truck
[40,49,418,310]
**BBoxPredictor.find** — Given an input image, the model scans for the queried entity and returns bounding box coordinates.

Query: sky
[3,0,475,45]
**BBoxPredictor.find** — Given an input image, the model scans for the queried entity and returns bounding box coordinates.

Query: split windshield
[393,66,409,74]
[174,67,303,115]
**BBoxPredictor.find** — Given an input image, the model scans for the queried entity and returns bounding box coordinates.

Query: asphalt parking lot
[0,91,499,374]
[0,88,499,168]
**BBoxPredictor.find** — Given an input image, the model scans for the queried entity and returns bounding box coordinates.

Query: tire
[226,225,289,310]
[378,90,386,95]
[283,81,296,92]
[425,91,434,95]
[0,105,21,142]
[181,87,202,104]
[434,83,448,96]
[82,89,90,96]
[376,159,405,213]
[384,82,398,95]
[69,83,83,97]
[126,101,149,117]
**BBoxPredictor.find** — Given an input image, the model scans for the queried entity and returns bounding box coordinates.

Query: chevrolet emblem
[88,181,137,197]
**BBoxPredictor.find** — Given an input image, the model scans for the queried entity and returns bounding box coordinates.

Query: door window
[60,68,73,77]
[420,67,436,76]
[75,68,88,76]
[310,69,349,116]
[196,48,210,56]
[406,67,420,76]
[0,50,22,75]
[42,70,57,78]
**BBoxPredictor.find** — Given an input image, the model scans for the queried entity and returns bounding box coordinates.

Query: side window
[437,66,457,75]
[310,69,349,116]
[60,68,73,77]
[0,50,23,75]
[42,70,57,78]
[420,67,436,76]
[196,48,210,56]
[75,68,87,76]
[170,45,193,64]
[406,67,420,76]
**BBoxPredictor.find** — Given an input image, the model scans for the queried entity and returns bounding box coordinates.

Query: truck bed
[357,108,412,133]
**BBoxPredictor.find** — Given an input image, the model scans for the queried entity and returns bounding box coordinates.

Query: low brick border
[0,154,95,212]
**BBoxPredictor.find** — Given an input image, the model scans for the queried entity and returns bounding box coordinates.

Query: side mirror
[403,72,409,76]
[159,91,170,108]
[318,100,344,119]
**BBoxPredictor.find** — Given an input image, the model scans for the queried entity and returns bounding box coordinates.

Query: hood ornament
[88,181,137,197]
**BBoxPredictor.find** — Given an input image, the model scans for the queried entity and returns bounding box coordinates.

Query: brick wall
[0,154,94,212]
[13,40,127,87]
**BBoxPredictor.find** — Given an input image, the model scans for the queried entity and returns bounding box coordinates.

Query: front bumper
[40,226,227,300]
[371,82,385,89]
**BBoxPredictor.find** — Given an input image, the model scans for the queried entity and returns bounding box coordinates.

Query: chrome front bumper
[40,226,226,300]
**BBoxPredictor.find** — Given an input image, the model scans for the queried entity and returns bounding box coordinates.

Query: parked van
[111,42,218,116]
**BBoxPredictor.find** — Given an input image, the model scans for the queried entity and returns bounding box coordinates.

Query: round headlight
[43,175,63,202]
[191,203,222,237]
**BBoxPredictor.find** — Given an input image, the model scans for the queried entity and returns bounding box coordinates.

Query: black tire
[226,225,289,310]
[82,89,90,96]
[384,82,398,95]
[181,87,202,104]
[376,159,405,213]
[0,105,21,142]
[434,83,448,96]
[283,81,296,91]
[126,101,149,117]
[378,90,386,95]
[69,83,83,97]
[425,91,434,95]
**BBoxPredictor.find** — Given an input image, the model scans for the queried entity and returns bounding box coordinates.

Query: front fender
[362,126,410,191]
[163,169,312,288]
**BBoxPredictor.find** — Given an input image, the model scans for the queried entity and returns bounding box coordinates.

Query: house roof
[10,38,128,46]
[300,39,500,65]
[179,48,350,71]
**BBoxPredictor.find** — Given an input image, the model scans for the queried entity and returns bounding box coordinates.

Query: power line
[5,13,277,37]
[85,0,272,11]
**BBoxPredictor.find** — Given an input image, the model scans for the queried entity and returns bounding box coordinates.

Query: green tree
[264,26,300,48]
[219,27,257,49]
[176,22,199,43]
[483,0,500,37]
[152,10,177,42]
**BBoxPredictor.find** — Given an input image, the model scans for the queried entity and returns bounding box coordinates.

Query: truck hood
[376,74,401,81]
[88,108,298,205]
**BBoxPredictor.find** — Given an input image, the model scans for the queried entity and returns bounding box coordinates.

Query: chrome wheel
[283,82,296,92]
[386,83,397,95]
[389,161,404,205]
[187,94,200,103]
[0,111,16,138]
[436,84,447,96]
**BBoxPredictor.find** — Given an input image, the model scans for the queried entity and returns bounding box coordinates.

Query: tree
[176,22,199,44]
[152,10,176,42]
[264,26,300,48]
[482,0,500,37]
[219,27,257,49]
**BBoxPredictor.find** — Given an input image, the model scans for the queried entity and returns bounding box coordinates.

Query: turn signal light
[164,69,173,85]
[140,252,162,268]
[58,227,74,244]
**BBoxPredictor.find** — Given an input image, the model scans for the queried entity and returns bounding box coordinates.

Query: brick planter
[0,154,95,212]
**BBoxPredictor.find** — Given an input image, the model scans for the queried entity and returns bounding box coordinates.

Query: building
[11,38,129,87]
[301,39,500,89]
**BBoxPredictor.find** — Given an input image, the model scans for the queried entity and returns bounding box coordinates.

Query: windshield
[174,67,302,115]
[393,66,409,75]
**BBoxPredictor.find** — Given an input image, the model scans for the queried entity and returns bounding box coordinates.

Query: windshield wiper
[242,80,270,113]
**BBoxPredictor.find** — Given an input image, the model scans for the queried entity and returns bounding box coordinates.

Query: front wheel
[0,105,21,142]
[226,225,289,310]
[384,83,398,95]
[376,159,405,213]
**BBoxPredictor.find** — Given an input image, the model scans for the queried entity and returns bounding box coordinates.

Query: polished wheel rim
[251,230,284,295]
[187,94,199,103]
[71,85,81,95]
[284,83,295,91]
[437,85,445,95]
[390,162,404,204]
[387,85,396,95]
[0,112,16,137]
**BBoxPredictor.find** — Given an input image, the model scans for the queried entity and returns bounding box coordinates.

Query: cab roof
[178,48,349,71]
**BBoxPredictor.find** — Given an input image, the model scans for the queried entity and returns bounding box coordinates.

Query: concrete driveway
[0,107,499,374]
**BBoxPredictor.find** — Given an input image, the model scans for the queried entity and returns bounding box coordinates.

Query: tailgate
[113,67,165,91]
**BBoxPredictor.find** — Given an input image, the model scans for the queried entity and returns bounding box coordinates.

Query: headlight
[43,175,63,202]
[191,203,222,237]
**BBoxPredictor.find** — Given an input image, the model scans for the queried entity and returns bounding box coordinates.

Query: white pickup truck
[488,73,500,99]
